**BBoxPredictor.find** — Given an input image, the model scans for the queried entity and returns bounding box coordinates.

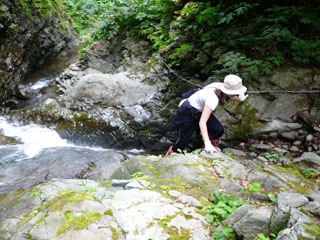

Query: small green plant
[256,233,270,240]
[263,151,279,163]
[255,233,276,240]
[203,190,246,227]
[248,182,261,193]
[192,148,203,154]
[267,194,277,203]
[225,151,233,157]
[300,167,319,179]
[83,185,97,193]
[104,209,113,216]
[177,148,184,154]
[131,171,144,179]
[154,154,162,162]
[8,23,17,29]
[211,225,235,240]
[30,188,42,198]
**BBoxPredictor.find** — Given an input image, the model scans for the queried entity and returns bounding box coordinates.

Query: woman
[165,74,248,156]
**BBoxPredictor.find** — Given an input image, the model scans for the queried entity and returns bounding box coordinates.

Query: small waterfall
[0,117,72,158]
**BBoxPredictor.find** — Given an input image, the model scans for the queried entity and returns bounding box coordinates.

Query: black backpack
[181,88,201,99]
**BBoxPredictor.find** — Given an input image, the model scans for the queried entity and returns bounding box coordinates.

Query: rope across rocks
[161,58,320,95]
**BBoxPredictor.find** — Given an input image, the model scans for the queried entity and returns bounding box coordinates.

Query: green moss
[111,227,119,240]
[46,191,96,212]
[104,209,113,216]
[19,207,41,226]
[302,221,320,237]
[183,163,201,167]
[57,211,101,235]
[272,165,315,194]
[33,215,46,225]
[156,215,192,239]
[229,103,261,140]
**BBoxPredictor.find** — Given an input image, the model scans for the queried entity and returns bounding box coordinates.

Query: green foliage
[18,0,65,19]
[61,0,319,76]
[192,148,202,154]
[211,226,235,240]
[62,0,175,50]
[267,194,277,203]
[248,182,261,193]
[256,233,277,240]
[168,44,193,67]
[30,187,42,198]
[300,167,319,179]
[264,151,279,163]
[203,190,246,227]
[131,171,144,179]
[263,150,293,164]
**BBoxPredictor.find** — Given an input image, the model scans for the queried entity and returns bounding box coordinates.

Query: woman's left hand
[239,93,249,102]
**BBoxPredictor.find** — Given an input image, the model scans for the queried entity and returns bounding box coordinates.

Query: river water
[0,52,142,194]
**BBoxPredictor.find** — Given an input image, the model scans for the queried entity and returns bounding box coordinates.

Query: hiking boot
[164,145,174,157]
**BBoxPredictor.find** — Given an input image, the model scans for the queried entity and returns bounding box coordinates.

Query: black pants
[168,100,224,152]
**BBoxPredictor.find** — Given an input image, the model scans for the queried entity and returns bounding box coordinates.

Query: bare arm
[199,105,212,142]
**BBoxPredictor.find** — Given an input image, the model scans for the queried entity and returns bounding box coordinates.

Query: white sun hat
[220,74,247,95]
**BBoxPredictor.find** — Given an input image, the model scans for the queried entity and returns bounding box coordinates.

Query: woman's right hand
[204,141,217,154]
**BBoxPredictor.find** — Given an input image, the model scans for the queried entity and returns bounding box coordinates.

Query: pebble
[256,144,271,150]
[249,152,258,158]
[290,146,300,152]
[280,132,297,140]
[168,190,182,198]
[306,134,314,142]
[293,141,302,146]
[274,147,288,153]
[257,156,268,162]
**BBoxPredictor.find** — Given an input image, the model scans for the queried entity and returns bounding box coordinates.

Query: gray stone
[125,180,145,189]
[290,146,300,152]
[233,206,273,240]
[112,179,131,187]
[223,205,255,225]
[293,152,320,170]
[256,143,271,150]
[219,178,243,194]
[276,208,320,240]
[293,141,302,146]
[177,195,202,207]
[281,131,298,141]
[223,148,248,158]
[168,190,182,198]
[270,192,309,232]
[306,134,314,142]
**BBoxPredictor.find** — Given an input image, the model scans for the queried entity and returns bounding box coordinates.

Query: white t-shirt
[188,82,223,112]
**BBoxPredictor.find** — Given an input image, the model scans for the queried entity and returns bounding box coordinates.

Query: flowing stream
[0,53,142,194]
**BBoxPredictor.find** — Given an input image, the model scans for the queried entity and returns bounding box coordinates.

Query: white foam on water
[0,117,72,158]
[30,78,51,90]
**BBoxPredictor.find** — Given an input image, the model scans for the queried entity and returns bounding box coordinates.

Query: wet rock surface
[0,0,77,107]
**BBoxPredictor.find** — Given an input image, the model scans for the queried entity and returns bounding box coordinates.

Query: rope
[162,60,202,88]
[161,57,320,94]
[247,90,320,94]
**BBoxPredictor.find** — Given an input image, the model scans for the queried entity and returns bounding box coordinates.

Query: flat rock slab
[0,178,210,240]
